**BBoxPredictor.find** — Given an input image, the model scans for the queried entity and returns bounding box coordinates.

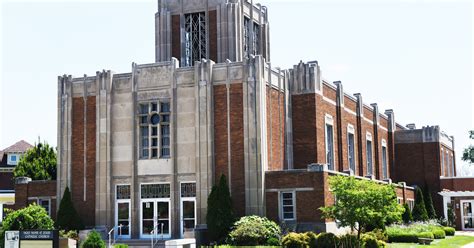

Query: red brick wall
[0,172,14,190]
[266,87,285,171]
[394,142,444,215]
[265,171,329,223]
[440,178,474,192]
[13,181,57,220]
[214,85,228,179]
[292,94,317,169]
[377,126,389,180]
[171,14,180,61]
[71,97,96,227]
[229,84,245,217]
[209,10,217,62]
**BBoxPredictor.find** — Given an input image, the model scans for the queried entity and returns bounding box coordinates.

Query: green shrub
[338,234,360,247]
[432,229,445,239]
[443,227,455,236]
[304,232,318,248]
[387,233,418,243]
[227,216,281,245]
[0,203,54,248]
[56,187,84,231]
[317,232,338,248]
[362,236,378,248]
[417,232,434,239]
[423,186,437,219]
[113,244,128,248]
[59,230,79,241]
[81,231,105,248]
[267,237,281,246]
[281,232,306,248]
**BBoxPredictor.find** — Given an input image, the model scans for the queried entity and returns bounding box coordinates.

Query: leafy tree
[320,175,404,239]
[412,187,429,221]
[462,130,474,164]
[206,174,235,243]
[56,187,84,231]
[13,141,56,180]
[423,186,437,219]
[0,203,54,248]
[402,203,413,224]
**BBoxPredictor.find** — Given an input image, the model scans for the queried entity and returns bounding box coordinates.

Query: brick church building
[51,0,470,239]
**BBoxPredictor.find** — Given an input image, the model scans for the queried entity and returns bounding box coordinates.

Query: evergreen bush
[402,203,413,224]
[281,232,307,248]
[423,186,437,219]
[207,174,235,243]
[412,187,428,221]
[56,187,84,231]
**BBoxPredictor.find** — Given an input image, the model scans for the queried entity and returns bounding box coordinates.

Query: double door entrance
[461,200,474,230]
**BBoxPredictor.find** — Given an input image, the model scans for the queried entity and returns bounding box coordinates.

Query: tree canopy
[0,203,54,248]
[462,130,474,164]
[13,141,57,180]
[320,175,404,239]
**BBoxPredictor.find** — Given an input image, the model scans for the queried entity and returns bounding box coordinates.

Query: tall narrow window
[252,22,260,55]
[139,101,171,159]
[347,125,356,173]
[446,151,451,177]
[243,17,250,56]
[441,148,446,177]
[280,191,295,221]
[243,16,260,57]
[325,115,334,170]
[184,12,206,67]
[451,154,455,177]
[382,141,388,179]
[366,133,373,176]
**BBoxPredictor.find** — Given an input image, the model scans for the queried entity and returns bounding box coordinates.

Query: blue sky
[1,0,473,174]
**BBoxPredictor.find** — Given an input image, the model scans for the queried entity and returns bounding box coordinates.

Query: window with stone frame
[382,140,388,179]
[139,101,171,159]
[347,125,356,173]
[280,191,295,221]
[366,133,373,176]
[184,12,206,67]
[243,16,260,57]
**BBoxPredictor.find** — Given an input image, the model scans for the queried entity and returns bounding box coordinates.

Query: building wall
[13,181,57,221]
[440,178,474,191]
[0,172,14,190]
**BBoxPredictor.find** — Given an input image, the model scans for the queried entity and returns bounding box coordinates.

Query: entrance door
[116,201,131,238]
[140,199,171,238]
[461,200,474,230]
[180,199,196,238]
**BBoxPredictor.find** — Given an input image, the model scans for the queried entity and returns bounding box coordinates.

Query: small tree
[13,141,56,180]
[56,187,84,231]
[320,175,404,239]
[206,174,235,243]
[0,203,54,248]
[402,203,413,224]
[462,130,474,164]
[423,186,437,219]
[412,187,429,221]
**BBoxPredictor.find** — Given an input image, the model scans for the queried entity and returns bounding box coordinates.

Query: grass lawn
[388,235,474,248]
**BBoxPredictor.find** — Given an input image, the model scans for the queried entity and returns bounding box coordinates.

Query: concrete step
[110,239,166,248]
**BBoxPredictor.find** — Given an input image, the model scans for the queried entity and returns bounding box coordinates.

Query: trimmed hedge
[443,227,455,236]
[281,232,307,248]
[432,229,446,239]
[387,233,419,243]
[418,232,434,239]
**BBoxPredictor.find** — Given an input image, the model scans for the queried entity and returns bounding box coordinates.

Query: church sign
[4,230,58,248]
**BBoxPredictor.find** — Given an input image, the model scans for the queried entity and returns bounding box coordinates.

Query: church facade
[56,0,459,239]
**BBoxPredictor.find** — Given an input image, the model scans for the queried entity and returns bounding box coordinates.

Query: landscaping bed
[388,235,474,248]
